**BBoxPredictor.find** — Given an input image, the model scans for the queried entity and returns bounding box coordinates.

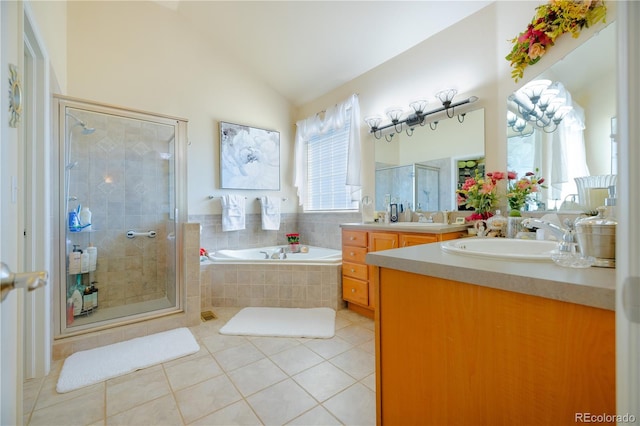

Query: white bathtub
[206,245,341,265]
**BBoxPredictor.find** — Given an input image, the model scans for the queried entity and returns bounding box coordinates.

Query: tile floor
[23,308,376,426]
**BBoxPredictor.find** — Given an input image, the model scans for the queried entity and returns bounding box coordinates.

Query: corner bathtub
[206,246,341,264]
[200,246,345,310]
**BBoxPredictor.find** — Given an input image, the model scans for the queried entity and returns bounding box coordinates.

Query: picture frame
[219,121,280,190]
[455,217,466,225]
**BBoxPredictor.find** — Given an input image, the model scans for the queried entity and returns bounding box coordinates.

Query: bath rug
[56,327,199,393]
[219,307,335,339]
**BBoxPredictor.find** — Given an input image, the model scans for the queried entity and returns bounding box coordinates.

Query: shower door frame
[53,95,188,338]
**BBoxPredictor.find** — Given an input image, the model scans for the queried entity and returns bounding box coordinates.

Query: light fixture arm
[365,95,478,139]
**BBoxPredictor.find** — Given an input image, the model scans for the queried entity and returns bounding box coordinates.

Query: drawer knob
[351,288,355,293]
[350,236,355,241]
[351,269,355,273]
[350,252,355,256]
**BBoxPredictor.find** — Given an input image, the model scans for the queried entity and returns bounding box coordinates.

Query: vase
[289,243,300,253]
[507,215,524,238]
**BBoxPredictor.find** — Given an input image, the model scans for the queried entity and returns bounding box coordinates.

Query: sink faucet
[521,218,575,252]
[270,247,287,260]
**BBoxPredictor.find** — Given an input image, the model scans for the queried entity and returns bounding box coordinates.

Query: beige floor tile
[270,345,324,376]
[323,383,376,426]
[292,361,356,402]
[335,324,374,346]
[228,358,287,397]
[361,373,376,392]
[246,379,317,425]
[213,342,266,372]
[106,367,172,417]
[23,377,44,414]
[164,354,223,391]
[106,394,183,426]
[357,338,375,355]
[249,336,301,356]
[189,400,261,426]
[287,405,342,426]
[162,346,209,368]
[174,374,242,424]
[34,374,105,411]
[29,387,105,426]
[330,347,375,380]
[201,332,249,353]
[303,335,352,359]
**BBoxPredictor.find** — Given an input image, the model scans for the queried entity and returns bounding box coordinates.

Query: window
[305,114,357,211]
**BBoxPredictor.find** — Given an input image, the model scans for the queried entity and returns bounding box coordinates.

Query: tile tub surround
[200,262,345,310]
[191,211,360,252]
[52,223,201,360]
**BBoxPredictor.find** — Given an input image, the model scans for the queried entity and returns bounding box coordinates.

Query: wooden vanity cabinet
[342,227,465,318]
[375,268,615,425]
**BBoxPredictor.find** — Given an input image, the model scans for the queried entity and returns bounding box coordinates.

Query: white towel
[260,196,281,230]
[221,194,246,231]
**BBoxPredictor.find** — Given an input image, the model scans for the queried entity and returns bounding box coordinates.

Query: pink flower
[490,171,506,181]
[508,171,517,180]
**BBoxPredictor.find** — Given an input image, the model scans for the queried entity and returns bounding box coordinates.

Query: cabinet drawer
[343,261,368,280]
[343,230,368,247]
[400,233,438,247]
[342,276,369,306]
[342,245,368,263]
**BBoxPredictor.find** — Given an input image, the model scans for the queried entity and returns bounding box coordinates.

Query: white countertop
[365,241,615,311]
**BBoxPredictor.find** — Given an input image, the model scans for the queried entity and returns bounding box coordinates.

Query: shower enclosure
[375,163,440,212]
[54,95,187,336]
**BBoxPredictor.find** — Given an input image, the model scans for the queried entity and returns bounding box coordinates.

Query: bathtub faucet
[259,251,269,259]
[270,247,287,260]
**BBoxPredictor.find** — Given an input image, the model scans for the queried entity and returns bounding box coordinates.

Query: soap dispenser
[68,245,82,275]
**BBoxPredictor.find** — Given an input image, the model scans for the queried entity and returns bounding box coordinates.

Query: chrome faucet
[522,218,576,252]
[270,247,287,260]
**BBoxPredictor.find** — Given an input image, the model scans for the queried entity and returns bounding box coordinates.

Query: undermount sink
[441,238,558,261]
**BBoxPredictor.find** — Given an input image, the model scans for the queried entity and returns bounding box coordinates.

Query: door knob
[1,262,48,302]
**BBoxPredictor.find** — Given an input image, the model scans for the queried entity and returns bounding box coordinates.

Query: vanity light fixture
[508,79,573,134]
[364,89,478,142]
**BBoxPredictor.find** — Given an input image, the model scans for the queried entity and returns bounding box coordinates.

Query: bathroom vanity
[340,223,468,318]
[366,243,615,425]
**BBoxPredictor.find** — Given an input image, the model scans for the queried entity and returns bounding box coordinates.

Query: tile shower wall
[68,114,175,309]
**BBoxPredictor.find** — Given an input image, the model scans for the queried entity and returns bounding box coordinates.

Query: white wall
[28,1,66,93]
[64,1,295,215]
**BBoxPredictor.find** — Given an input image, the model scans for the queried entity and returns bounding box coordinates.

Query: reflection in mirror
[507,21,616,212]
[374,108,484,212]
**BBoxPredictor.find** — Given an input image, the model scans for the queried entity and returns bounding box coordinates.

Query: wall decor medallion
[506,0,607,82]
[219,121,280,190]
[8,64,23,128]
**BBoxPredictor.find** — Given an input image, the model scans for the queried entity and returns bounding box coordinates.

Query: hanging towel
[260,196,281,230]
[221,195,246,231]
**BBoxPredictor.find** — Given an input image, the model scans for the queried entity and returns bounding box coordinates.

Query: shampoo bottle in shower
[90,281,98,309]
[80,249,90,273]
[86,245,97,272]
[69,245,82,275]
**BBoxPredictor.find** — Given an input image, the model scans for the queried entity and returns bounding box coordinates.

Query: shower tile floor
[23,307,376,425]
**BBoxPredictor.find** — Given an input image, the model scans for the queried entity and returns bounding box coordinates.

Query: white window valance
[293,94,361,207]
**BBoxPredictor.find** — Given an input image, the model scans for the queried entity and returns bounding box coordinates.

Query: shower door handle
[0,262,48,302]
[126,230,157,239]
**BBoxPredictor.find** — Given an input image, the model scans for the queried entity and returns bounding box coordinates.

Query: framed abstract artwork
[219,121,280,190]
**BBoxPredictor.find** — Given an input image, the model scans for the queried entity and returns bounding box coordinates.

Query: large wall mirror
[374,108,485,211]
[507,21,616,212]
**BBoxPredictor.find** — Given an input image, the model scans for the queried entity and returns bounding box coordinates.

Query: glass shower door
[56,96,186,335]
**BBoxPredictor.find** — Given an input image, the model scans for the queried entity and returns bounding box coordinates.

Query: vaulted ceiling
[156,1,493,105]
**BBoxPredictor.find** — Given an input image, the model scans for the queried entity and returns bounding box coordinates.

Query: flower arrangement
[505,0,607,82]
[506,169,547,216]
[457,170,506,221]
[286,233,300,244]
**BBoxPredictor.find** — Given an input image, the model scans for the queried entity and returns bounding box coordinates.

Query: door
[617,3,640,417]
[1,2,24,424]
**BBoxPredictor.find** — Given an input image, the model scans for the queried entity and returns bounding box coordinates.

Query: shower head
[65,161,78,170]
[66,112,96,134]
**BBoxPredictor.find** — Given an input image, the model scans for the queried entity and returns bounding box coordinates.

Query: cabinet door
[400,233,437,247]
[369,232,398,252]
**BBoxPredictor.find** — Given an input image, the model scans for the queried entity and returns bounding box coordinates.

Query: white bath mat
[219,307,336,338]
[56,327,199,393]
